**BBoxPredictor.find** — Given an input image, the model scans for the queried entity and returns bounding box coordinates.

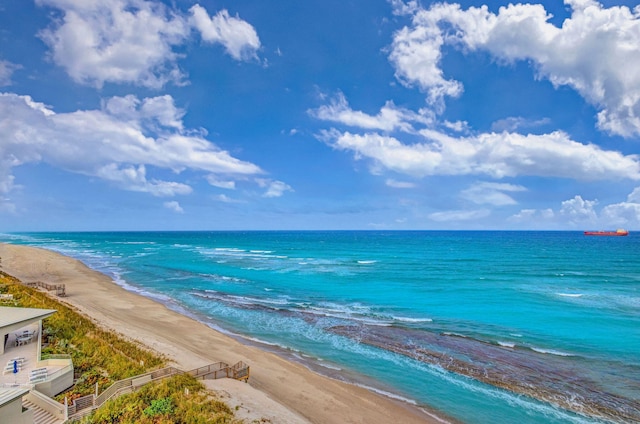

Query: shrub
[143,397,174,417]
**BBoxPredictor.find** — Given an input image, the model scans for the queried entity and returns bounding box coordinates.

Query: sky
[1,0,640,231]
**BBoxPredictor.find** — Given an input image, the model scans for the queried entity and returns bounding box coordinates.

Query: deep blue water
[2,231,638,423]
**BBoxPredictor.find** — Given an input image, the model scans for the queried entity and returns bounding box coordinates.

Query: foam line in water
[393,316,433,323]
[529,347,574,357]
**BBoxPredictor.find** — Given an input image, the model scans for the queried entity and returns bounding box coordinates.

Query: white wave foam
[557,293,583,298]
[301,307,393,326]
[497,341,516,348]
[393,316,433,323]
[214,247,245,252]
[316,362,342,371]
[442,332,469,338]
[352,383,418,405]
[357,260,377,264]
[194,290,290,308]
[530,347,574,357]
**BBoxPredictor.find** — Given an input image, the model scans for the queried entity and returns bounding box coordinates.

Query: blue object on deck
[13,360,18,374]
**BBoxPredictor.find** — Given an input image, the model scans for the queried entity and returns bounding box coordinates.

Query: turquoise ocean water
[1,231,638,423]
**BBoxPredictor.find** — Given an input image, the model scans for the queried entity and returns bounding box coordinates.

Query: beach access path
[0,243,444,424]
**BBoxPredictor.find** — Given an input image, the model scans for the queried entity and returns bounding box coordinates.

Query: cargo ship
[584,229,629,236]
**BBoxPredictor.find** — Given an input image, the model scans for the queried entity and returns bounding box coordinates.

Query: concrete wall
[34,357,74,398]
[0,397,34,424]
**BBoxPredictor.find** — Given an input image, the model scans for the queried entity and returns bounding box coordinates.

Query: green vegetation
[85,374,242,424]
[144,397,174,417]
[0,272,244,423]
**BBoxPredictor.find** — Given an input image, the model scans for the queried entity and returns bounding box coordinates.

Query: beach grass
[84,373,242,424]
[0,271,243,423]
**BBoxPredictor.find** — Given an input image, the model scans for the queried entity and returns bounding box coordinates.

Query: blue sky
[1,0,640,231]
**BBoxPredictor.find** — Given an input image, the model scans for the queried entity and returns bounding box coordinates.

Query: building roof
[0,307,57,328]
[0,387,30,408]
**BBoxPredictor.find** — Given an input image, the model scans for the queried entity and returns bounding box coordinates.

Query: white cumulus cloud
[0,92,263,197]
[190,6,261,61]
[36,0,261,88]
[321,128,640,181]
[390,0,640,136]
[560,195,598,223]
[309,92,433,132]
[163,200,184,213]
[256,179,293,198]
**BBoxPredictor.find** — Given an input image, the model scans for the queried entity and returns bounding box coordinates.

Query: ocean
[1,231,638,423]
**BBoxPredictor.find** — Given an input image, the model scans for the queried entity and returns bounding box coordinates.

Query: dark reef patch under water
[329,324,640,423]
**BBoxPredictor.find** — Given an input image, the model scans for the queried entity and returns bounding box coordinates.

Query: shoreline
[0,242,446,424]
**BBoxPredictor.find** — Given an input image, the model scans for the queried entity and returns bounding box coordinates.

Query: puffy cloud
[512,189,640,228]
[37,0,189,88]
[560,195,598,222]
[309,92,433,132]
[390,0,420,16]
[102,94,185,131]
[189,6,261,61]
[206,176,236,190]
[321,128,640,181]
[256,179,293,198]
[215,194,244,203]
[390,0,640,136]
[460,182,526,206]
[95,164,192,197]
[36,0,260,88]
[0,92,262,196]
[163,200,184,213]
[389,15,463,109]
[442,120,470,133]
[601,201,640,225]
[598,186,640,225]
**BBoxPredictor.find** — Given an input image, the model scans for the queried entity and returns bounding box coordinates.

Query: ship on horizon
[583,229,629,236]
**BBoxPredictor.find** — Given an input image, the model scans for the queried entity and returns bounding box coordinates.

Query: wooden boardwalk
[24,281,66,297]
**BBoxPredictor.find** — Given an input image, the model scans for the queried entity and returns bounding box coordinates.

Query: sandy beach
[0,243,443,424]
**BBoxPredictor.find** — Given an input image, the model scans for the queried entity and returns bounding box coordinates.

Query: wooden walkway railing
[187,361,250,382]
[65,361,250,421]
[25,280,66,297]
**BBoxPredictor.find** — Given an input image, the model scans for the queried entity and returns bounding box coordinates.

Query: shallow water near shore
[2,231,639,423]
